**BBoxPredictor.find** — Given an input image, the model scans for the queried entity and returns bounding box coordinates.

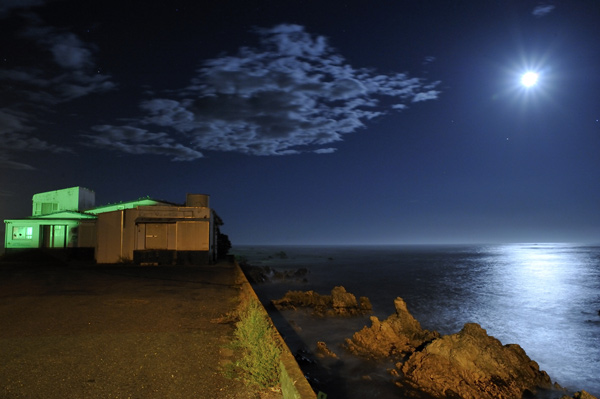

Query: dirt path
[0,260,261,399]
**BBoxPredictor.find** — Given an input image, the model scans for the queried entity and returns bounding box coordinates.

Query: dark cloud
[0,158,37,170]
[0,13,116,169]
[82,126,204,161]
[49,33,93,69]
[19,21,115,100]
[89,24,440,159]
[0,109,35,136]
[53,71,116,100]
[0,0,46,16]
[22,23,96,70]
[0,189,16,197]
[0,109,70,170]
[532,4,556,18]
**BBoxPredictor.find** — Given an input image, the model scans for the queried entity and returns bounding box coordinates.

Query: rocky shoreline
[270,285,597,399]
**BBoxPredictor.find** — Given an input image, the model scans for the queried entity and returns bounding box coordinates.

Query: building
[3,187,221,265]
[94,194,217,265]
[4,187,98,255]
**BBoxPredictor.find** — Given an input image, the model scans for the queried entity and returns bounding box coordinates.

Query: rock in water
[316,341,339,359]
[272,286,372,317]
[344,297,439,359]
[359,296,373,312]
[272,290,329,310]
[331,286,358,312]
[571,391,599,399]
[559,391,599,399]
[401,323,555,399]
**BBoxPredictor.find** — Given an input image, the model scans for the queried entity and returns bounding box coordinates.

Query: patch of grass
[229,299,282,389]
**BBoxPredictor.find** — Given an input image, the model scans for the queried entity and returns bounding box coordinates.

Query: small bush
[230,299,281,389]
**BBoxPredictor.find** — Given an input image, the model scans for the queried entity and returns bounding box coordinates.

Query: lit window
[12,226,33,240]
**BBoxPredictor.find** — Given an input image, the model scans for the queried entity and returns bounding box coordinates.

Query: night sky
[2,0,599,246]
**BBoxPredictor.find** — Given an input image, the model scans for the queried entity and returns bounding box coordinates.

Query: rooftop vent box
[186,194,210,208]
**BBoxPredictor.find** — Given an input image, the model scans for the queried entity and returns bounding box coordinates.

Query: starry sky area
[1,0,599,246]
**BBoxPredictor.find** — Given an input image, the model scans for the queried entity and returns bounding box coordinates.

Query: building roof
[85,197,178,215]
[4,211,98,223]
[35,211,98,219]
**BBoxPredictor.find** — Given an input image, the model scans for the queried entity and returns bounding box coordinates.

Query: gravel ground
[0,258,279,399]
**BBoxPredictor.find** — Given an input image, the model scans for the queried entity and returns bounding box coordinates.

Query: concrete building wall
[95,210,140,263]
[95,206,214,264]
[32,187,95,216]
[77,221,97,248]
[4,219,94,252]
[176,221,210,250]
[95,211,124,263]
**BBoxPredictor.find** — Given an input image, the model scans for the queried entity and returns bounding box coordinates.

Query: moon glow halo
[521,71,539,87]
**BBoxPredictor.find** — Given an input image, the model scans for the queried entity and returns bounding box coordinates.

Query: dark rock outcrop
[344,297,439,359]
[561,391,599,399]
[241,265,309,283]
[400,323,555,399]
[272,286,372,317]
[340,297,598,398]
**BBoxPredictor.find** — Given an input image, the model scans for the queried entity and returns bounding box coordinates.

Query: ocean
[232,243,600,398]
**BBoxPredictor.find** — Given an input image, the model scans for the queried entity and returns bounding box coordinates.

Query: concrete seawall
[233,261,318,399]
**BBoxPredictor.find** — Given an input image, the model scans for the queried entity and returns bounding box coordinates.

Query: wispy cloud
[0,108,70,170]
[532,4,556,18]
[0,189,17,197]
[422,56,436,66]
[0,158,37,170]
[0,11,116,169]
[314,148,337,154]
[88,24,440,159]
[83,125,204,161]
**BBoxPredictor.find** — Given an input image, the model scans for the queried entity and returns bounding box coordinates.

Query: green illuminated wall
[4,212,97,250]
[32,187,95,216]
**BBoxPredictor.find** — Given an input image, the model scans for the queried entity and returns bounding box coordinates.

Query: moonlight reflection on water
[234,244,600,397]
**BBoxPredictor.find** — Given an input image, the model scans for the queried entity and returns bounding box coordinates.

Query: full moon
[521,71,539,87]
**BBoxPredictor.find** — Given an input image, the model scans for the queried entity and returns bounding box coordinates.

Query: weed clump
[230,299,282,389]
